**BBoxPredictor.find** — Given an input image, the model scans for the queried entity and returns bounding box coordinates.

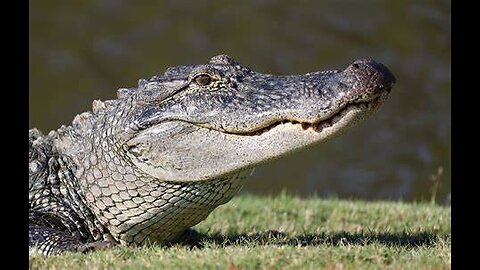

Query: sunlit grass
[30,194,450,269]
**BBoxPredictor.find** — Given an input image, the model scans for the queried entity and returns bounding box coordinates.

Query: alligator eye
[194,74,212,86]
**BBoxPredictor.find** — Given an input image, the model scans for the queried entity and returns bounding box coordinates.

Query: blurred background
[29,1,451,204]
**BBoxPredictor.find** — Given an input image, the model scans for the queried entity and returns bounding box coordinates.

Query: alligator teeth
[242,100,371,136]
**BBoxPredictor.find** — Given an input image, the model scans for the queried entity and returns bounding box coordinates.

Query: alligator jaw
[125,90,389,183]
[253,90,388,138]
[223,94,386,136]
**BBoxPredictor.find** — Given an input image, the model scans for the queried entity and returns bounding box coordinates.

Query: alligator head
[106,54,395,182]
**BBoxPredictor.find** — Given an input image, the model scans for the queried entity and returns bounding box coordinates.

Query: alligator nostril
[348,59,396,96]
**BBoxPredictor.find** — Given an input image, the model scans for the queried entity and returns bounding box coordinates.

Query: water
[29,0,451,204]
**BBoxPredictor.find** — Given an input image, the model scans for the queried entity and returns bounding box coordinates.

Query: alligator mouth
[134,88,389,139]
[224,92,388,137]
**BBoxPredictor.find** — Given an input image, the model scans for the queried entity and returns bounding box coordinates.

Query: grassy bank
[29,194,451,269]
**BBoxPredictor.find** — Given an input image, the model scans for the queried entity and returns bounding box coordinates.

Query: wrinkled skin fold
[29,54,395,255]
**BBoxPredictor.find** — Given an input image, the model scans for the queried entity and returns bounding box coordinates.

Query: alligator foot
[29,224,115,255]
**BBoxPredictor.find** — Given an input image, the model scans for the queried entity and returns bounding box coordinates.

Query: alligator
[29,54,395,255]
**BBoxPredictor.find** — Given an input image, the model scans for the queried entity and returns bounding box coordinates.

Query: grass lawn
[29,194,451,269]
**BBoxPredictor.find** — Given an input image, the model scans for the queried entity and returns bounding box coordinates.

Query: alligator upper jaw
[282,100,383,138]
[190,90,389,137]
[234,99,379,136]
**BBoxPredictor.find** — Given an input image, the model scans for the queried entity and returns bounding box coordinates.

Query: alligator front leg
[29,224,114,256]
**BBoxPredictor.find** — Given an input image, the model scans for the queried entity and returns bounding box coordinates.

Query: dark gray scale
[29,224,112,255]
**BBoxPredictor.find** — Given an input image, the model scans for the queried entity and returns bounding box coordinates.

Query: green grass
[29,194,451,269]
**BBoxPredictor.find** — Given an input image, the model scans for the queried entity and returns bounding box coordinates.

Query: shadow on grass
[181,229,440,249]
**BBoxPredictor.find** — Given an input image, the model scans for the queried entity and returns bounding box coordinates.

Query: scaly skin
[29,55,395,255]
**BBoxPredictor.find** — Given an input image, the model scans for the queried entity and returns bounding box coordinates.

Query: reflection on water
[29,1,451,204]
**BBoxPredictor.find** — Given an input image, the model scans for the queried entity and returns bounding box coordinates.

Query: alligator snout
[347,59,396,96]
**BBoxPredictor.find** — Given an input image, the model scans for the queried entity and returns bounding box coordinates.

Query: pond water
[29,1,451,204]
